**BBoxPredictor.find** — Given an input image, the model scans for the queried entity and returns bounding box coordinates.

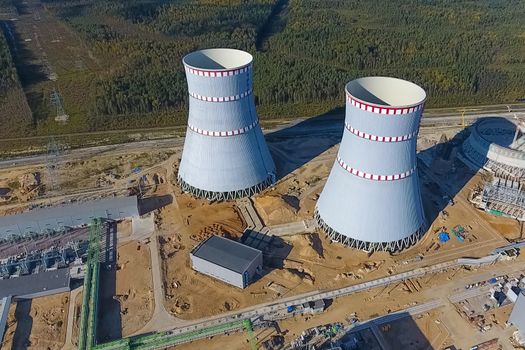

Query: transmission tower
[50,88,68,122]
[45,136,63,192]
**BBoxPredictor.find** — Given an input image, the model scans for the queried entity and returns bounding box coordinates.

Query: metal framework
[45,136,63,191]
[177,174,274,201]
[50,88,69,122]
[482,180,525,220]
[315,209,426,253]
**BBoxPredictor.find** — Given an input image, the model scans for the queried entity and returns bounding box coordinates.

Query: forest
[1,0,525,136]
[0,29,17,96]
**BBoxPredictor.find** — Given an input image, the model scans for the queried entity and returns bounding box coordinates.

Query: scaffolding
[482,180,525,221]
[178,174,274,201]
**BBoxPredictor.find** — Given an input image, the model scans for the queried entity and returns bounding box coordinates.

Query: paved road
[132,231,186,335]
[62,286,83,350]
[3,103,524,169]
[0,138,184,169]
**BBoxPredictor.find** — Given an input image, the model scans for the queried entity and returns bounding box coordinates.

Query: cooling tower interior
[315,77,427,252]
[178,48,276,200]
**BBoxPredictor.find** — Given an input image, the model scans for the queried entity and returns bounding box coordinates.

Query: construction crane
[459,108,479,129]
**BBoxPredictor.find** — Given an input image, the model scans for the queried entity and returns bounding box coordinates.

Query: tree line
[13,0,525,134]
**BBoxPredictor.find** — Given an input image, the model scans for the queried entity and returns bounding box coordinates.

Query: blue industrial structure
[178,48,276,200]
[316,77,427,252]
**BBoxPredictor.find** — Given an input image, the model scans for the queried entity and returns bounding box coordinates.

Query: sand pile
[357,260,384,274]
[254,194,299,225]
[286,234,324,260]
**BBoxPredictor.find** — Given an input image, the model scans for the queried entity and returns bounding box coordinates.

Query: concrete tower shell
[315,77,427,252]
[178,48,276,200]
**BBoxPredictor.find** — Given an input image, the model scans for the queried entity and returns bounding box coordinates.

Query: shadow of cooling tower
[336,312,435,350]
[265,107,345,179]
[417,123,480,230]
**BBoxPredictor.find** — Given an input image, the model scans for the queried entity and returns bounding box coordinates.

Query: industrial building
[0,195,139,241]
[463,117,525,221]
[0,196,138,281]
[178,48,276,200]
[315,77,427,252]
[0,268,71,299]
[190,235,263,288]
[462,117,525,176]
[509,291,525,340]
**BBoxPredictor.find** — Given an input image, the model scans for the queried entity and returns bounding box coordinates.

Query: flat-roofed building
[0,269,70,299]
[0,196,139,241]
[190,235,262,288]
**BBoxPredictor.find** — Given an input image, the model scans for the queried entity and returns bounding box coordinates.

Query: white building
[190,235,263,289]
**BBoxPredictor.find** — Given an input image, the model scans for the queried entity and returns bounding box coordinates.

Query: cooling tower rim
[183,48,253,71]
[346,76,426,109]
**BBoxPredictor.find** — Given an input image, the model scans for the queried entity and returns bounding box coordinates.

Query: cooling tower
[178,48,276,200]
[315,77,427,252]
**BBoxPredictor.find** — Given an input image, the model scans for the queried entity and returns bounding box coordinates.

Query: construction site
[0,98,524,350]
[0,41,525,350]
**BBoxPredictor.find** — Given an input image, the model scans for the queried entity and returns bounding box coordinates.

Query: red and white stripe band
[347,94,424,115]
[189,89,252,103]
[188,119,259,137]
[185,64,251,77]
[337,156,416,181]
[345,123,417,142]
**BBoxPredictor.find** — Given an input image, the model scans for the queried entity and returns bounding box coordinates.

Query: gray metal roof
[510,291,525,338]
[192,235,261,274]
[0,268,70,298]
[0,196,138,239]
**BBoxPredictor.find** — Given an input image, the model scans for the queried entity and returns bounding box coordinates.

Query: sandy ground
[1,122,521,348]
[168,255,525,350]
[157,134,517,322]
[69,241,154,345]
[98,240,154,342]
[71,291,82,347]
[253,162,329,226]
[0,148,175,215]
[153,139,515,325]
[2,293,69,350]
[159,191,248,318]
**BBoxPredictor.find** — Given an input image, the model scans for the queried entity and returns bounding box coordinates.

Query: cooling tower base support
[314,209,426,253]
[178,175,275,201]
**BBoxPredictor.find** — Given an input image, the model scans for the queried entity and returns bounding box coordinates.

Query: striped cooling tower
[178,48,276,200]
[315,77,427,252]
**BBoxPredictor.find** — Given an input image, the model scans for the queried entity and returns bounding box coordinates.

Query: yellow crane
[458,108,480,129]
